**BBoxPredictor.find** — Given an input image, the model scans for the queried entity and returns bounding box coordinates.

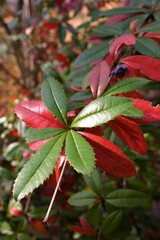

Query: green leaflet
[65,130,95,175]
[84,169,102,196]
[74,41,109,68]
[138,21,160,33]
[13,133,66,201]
[101,211,124,237]
[106,189,151,208]
[26,128,66,141]
[41,77,68,126]
[135,37,160,57]
[123,107,143,119]
[91,7,147,20]
[71,96,133,128]
[104,77,150,96]
[92,25,123,37]
[68,190,97,206]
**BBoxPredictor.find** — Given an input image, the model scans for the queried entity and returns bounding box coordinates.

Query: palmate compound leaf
[104,77,150,96]
[106,189,151,208]
[13,133,66,201]
[65,130,95,175]
[41,77,68,126]
[71,96,133,128]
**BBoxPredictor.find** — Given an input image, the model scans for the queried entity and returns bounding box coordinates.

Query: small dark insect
[110,65,128,78]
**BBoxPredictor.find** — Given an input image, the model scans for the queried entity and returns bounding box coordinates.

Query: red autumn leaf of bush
[121,55,160,81]
[109,34,136,61]
[132,98,160,124]
[89,60,110,98]
[70,217,96,236]
[108,116,147,155]
[79,132,136,178]
[15,101,64,129]
[43,21,59,30]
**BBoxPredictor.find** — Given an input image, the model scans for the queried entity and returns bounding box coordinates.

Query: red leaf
[43,22,59,30]
[55,53,70,67]
[79,132,136,178]
[132,98,160,124]
[108,116,147,155]
[70,217,96,236]
[89,60,110,98]
[29,140,49,151]
[121,55,160,81]
[15,101,64,129]
[109,34,136,61]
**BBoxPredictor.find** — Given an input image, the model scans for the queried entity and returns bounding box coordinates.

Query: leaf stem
[42,159,67,224]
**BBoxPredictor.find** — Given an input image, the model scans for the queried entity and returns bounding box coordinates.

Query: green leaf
[139,21,160,33]
[65,130,95,175]
[41,77,68,126]
[68,190,97,206]
[104,77,150,96]
[58,25,66,43]
[86,204,101,228]
[91,7,148,20]
[92,25,123,37]
[123,107,143,118]
[26,128,66,141]
[71,96,133,128]
[13,133,66,201]
[135,37,160,57]
[74,41,109,67]
[69,65,92,87]
[101,211,124,237]
[70,92,93,101]
[84,169,102,195]
[106,189,151,208]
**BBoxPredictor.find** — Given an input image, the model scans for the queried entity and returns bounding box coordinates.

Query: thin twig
[42,159,67,225]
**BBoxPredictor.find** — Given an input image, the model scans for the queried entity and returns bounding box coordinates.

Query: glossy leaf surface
[15,101,63,129]
[65,130,95,175]
[41,77,68,126]
[104,77,150,96]
[71,96,133,128]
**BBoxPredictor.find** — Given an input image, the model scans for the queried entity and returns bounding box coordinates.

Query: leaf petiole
[42,158,67,224]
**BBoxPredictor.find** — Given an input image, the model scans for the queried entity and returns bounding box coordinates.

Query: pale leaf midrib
[72,101,132,125]
[48,81,67,125]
